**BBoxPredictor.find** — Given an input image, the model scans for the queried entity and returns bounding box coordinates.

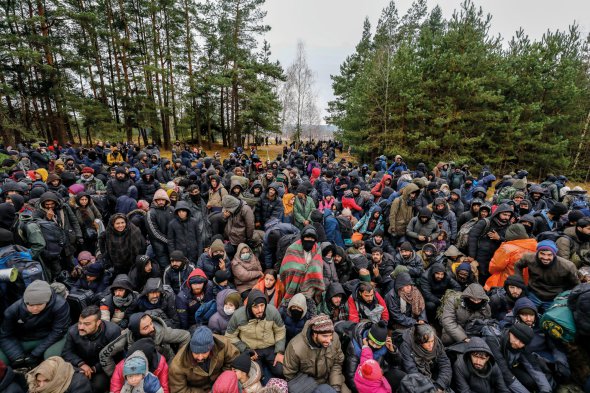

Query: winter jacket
[347,282,389,324]
[388,183,419,236]
[441,283,491,344]
[283,320,348,392]
[175,269,216,329]
[99,314,190,376]
[317,282,349,322]
[419,263,461,309]
[0,289,70,362]
[556,226,590,267]
[371,174,392,200]
[224,199,255,246]
[406,214,439,249]
[168,334,239,393]
[514,252,580,301]
[261,219,300,268]
[354,205,384,237]
[62,320,121,374]
[155,160,173,183]
[468,204,513,270]
[225,290,286,353]
[432,207,458,242]
[136,170,161,203]
[34,191,82,255]
[323,209,346,248]
[392,250,424,280]
[279,293,312,342]
[99,274,139,328]
[147,200,174,246]
[354,346,393,393]
[163,261,195,294]
[196,252,232,282]
[110,354,169,393]
[385,282,427,329]
[0,366,25,393]
[255,187,284,225]
[208,289,239,335]
[106,176,134,205]
[136,278,179,328]
[230,243,263,294]
[167,202,203,262]
[293,195,315,230]
[180,192,212,245]
[453,337,509,393]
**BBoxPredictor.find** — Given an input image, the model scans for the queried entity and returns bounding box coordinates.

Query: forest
[328,0,590,180]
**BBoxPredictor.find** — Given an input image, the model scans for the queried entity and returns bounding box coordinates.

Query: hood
[185,268,208,289]
[216,288,239,312]
[300,225,318,240]
[379,174,392,187]
[235,243,252,258]
[472,186,486,196]
[529,184,544,194]
[127,185,138,199]
[325,282,346,300]
[288,293,308,317]
[38,191,60,206]
[140,169,154,181]
[174,201,192,216]
[141,277,163,296]
[124,350,150,377]
[429,263,446,278]
[249,180,263,194]
[153,189,170,204]
[160,159,170,169]
[444,245,464,258]
[492,203,514,219]
[230,179,244,192]
[401,183,420,199]
[461,283,489,301]
[418,207,432,219]
[110,274,134,294]
[512,297,539,320]
[268,182,281,192]
[221,195,241,214]
[246,289,267,319]
[463,337,495,364]
[505,223,529,241]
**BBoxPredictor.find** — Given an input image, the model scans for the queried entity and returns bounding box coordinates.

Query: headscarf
[282,193,294,216]
[27,356,75,393]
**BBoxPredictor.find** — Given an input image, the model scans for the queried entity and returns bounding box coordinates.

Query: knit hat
[214,270,231,284]
[509,323,534,345]
[169,250,187,262]
[548,202,568,217]
[123,355,147,376]
[399,241,413,252]
[537,240,557,255]
[394,272,413,292]
[309,314,334,334]
[190,326,215,354]
[24,280,52,305]
[137,200,150,210]
[296,184,307,194]
[231,351,252,374]
[426,182,438,191]
[360,359,383,381]
[225,292,242,309]
[457,262,471,273]
[568,210,585,223]
[265,378,288,393]
[221,195,241,214]
[81,167,94,174]
[85,262,103,277]
[77,251,95,263]
[210,239,225,254]
[368,321,388,346]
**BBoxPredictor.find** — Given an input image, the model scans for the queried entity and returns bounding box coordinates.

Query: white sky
[262,0,590,123]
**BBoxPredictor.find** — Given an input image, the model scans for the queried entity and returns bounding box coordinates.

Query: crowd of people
[0,139,589,393]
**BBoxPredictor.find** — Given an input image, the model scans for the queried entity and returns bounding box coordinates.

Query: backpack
[540,290,576,343]
[17,216,67,260]
[570,194,589,210]
[567,283,590,336]
[536,231,576,260]
[456,217,478,252]
[275,233,300,271]
[335,215,353,239]
[0,245,47,295]
[497,186,517,202]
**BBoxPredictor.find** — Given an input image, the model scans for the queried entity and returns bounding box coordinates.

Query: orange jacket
[485,238,537,291]
[249,276,285,309]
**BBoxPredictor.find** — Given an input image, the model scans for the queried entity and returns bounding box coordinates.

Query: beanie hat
[24,280,52,305]
[85,262,103,277]
[537,240,557,255]
[548,202,568,217]
[231,351,252,374]
[309,314,334,334]
[509,323,534,345]
[399,241,413,252]
[457,262,471,273]
[221,195,240,213]
[123,355,147,376]
[214,269,231,284]
[568,210,585,223]
[296,184,307,194]
[360,359,383,381]
[81,167,94,174]
[426,182,438,191]
[225,292,242,309]
[368,321,388,346]
[137,200,149,210]
[210,239,225,254]
[169,250,187,262]
[190,326,215,354]
[265,378,288,393]
[394,272,413,292]
[78,251,95,263]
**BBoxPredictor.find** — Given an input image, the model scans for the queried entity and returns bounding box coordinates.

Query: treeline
[328,0,590,180]
[0,0,283,149]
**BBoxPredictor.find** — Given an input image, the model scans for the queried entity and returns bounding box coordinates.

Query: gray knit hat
[190,326,215,354]
[24,280,52,305]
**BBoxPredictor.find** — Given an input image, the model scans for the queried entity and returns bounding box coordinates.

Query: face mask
[290,309,304,321]
[302,240,315,252]
[190,194,201,203]
[214,254,224,261]
[519,207,530,215]
[241,253,251,261]
[464,298,487,311]
[224,305,236,315]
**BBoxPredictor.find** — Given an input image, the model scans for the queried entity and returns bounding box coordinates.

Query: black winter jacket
[167,202,203,261]
[106,177,134,204]
[419,263,461,307]
[0,367,25,393]
[453,337,510,393]
[62,320,121,372]
[468,204,512,267]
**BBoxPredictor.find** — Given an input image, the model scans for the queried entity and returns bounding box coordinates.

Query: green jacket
[294,195,315,230]
[225,304,286,353]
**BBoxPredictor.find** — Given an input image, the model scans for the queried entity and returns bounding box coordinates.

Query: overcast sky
[262,0,590,123]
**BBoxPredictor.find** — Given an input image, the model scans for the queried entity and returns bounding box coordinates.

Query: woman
[354,205,384,239]
[99,213,146,276]
[207,175,227,213]
[26,356,91,393]
[318,191,335,212]
[281,193,295,224]
[252,269,285,308]
[71,192,102,254]
[231,243,263,294]
[400,324,452,392]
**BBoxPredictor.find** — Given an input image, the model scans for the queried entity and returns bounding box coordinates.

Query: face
[507,285,523,298]
[268,188,276,197]
[360,290,374,303]
[116,173,126,180]
[313,332,333,348]
[435,203,445,211]
[26,303,47,314]
[170,260,183,269]
[538,250,554,265]
[113,218,126,232]
[78,315,101,336]
[331,295,342,307]
[139,316,155,337]
[480,209,489,218]
[421,336,436,352]
[513,195,524,203]
[251,303,266,318]
[400,284,413,295]
[579,225,590,235]
[36,374,50,389]
[177,210,188,220]
[434,271,445,281]
[191,351,211,363]
[43,200,56,210]
[191,282,205,294]
[155,199,166,207]
[499,212,512,221]
[148,291,160,304]
[79,196,89,206]
[126,374,143,386]
[400,249,412,259]
[457,270,469,282]
[371,251,382,263]
[470,352,490,370]
[472,204,481,213]
[264,274,276,289]
[509,332,526,349]
[519,312,536,327]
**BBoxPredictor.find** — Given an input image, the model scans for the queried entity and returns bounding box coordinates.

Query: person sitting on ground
[26,356,92,393]
[452,337,509,393]
[440,283,491,345]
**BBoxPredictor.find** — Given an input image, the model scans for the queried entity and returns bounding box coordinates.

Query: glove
[12,357,27,368]
[24,355,41,368]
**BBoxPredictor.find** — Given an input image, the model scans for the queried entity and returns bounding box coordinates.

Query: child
[433,229,448,253]
[231,351,263,393]
[71,250,95,279]
[121,351,164,393]
[354,343,392,393]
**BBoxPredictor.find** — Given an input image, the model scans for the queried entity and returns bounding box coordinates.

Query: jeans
[528,291,554,314]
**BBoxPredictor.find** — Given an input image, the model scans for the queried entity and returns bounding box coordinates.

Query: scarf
[27,356,75,393]
[114,292,136,308]
[410,333,444,380]
[282,193,294,216]
[399,287,426,318]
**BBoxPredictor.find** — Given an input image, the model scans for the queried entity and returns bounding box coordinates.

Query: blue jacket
[353,205,384,236]
[323,209,345,248]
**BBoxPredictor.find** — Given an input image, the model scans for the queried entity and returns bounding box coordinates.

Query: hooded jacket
[279,293,311,342]
[34,191,82,253]
[175,268,216,329]
[110,350,169,393]
[371,174,392,200]
[167,201,203,261]
[107,171,134,204]
[347,281,389,324]
[323,209,346,248]
[453,337,509,393]
[163,258,195,294]
[137,278,179,328]
[441,283,491,344]
[318,282,349,322]
[223,196,255,246]
[406,207,439,249]
[128,256,162,291]
[255,182,284,225]
[208,289,239,335]
[419,263,461,308]
[389,183,419,236]
[136,169,161,203]
[230,243,263,293]
[467,203,513,270]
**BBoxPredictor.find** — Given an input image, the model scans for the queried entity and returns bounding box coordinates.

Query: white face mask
[224,305,236,315]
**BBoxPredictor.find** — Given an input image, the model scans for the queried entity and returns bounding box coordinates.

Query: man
[414,182,438,210]
[255,182,284,228]
[457,198,482,230]
[77,167,106,195]
[441,283,491,345]
[364,229,395,254]
[0,280,70,367]
[488,275,527,322]
[557,217,590,267]
[293,184,315,230]
[283,314,350,393]
[169,326,239,393]
[136,169,160,203]
[155,159,173,183]
[369,247,396,293]
[106,167,134,208]
[514,240,579,311]
[388,183,420,246]
[385,272,427,330]
[99,312,190,376]
[222,195,255,258]
[99,274,139,328]
[136,278,179,328]
[225,289,286,378]
[279,225,325,305]
[163,250,195,294]
[175,268,216,330]
[147,189,174,269]
[348,281,389,324]
[262,218,299,270]
[317,282,349,323]
[432,197,458,242]
[419,263,461,322]
[453,337,509,393]
[533,202,568,235]
[393,241,424,281]
[406,207,439,249]
[62,305,121,393]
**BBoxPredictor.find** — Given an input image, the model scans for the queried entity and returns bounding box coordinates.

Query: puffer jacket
[353,205,384,236]
[392,250,424,280]
[106,174,134,204]
[283,320,347,391]
[163,260,195,294]
[136,169,161,203]
[255,184,284,225]
[168,335,239,393]
[62,320,121,374]
[224,199,255,246]
[371,174,392,200]
[175,268,216,329]
[347,281,389,324]
[208,289,239,335]
[514,252,579,301]
[34,191,82,254]
[468,203,513,271]
[323,209,345,248]
[231,243,263,294]
[167,201,203,261]
[155,159,173,183]
[389,183,419,236]
[419,263,461,308]
[0,366,24,393]
[441,283,491,344]
[453,337,509,393]
[136,278,179,328]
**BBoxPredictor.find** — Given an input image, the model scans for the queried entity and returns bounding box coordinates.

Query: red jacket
[371,174,392,200]
[342,196,363,212]
[348,291,389,323]
[110,354,169,393]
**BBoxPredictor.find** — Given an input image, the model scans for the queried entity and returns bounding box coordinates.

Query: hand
[417,320,425,324]
[273,353,284,366]
[80,364,94,378]
[372,266,380,277]
[46,209,55,220]
[488,230,500,240]
[218,260,226,271]
[385,336,396,353]
[24,355,41,368]
[418,235,426,241]
[12,357,27,368]
[303,220,310,226]
[362,337,369,347]
[250,351,258,361]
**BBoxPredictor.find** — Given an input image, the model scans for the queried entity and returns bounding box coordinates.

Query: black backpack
[568,283,590,336]
[335,215,353,239]
[18,217,67,260]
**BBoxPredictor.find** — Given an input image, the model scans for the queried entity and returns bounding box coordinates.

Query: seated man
[453,337,509,393]
[441,283,491,345]
[175,268,216,330]
[515,240,579,312]
[62,305,121,393]
[347,281,389,324]
[163,250,195,294]
[284,314,350,393]
[0,280,70,368]
[100,274,139,329]
[225,289,286,379]
[169,326,239,393]
[393,241,424,281]
[136,278,179,328]
[419,263,461,322]
[385,272,427,330]
[317,282,349,322]
[99,312,190,376]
